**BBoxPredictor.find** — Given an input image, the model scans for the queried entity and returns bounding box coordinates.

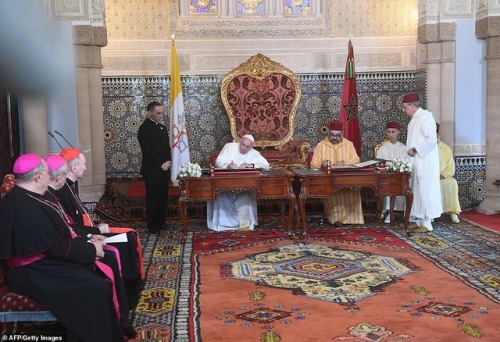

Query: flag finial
[171,34,175,42]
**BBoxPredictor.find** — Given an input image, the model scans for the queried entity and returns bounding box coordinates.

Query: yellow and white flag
[169,41,190,186]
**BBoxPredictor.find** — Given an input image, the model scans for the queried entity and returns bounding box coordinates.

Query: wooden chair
[221,53,310,168]
[374,140,388,158]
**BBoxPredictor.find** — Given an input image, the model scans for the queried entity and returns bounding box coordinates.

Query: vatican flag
[169,40,190,186]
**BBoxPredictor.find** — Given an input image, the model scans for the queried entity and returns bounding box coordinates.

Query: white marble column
[21,96,49,156]
[72,26,108,202]
[420,23,456,147]
[477,35,500,214]
[425,42,442,121]
[438,40,456,146]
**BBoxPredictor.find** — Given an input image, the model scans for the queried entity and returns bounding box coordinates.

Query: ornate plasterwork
[419,0,440,24]
[101,56,169,75]
[476,15,500,38]
[420,0,474,24]
[73,25,107,47]
[332,0,417,38]
[454,143,486,156]
[104,0,417,40]
[43,0,106,26]
[418,22,456,43]
[101,38,418,76]
[416,43,428,69]
[442,0,474,21]
[55,0,85,16]
[476,0,500,21]
[101,0,419,75]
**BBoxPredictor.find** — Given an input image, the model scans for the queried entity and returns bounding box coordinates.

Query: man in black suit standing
[138,101,172,234]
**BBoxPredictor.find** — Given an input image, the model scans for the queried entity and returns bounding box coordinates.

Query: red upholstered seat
[1,174,15,199]
[221,54,310,168]
[0,260,56,322]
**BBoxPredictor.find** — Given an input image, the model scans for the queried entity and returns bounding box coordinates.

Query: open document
[353,158,387,168]
[104,233,128,243]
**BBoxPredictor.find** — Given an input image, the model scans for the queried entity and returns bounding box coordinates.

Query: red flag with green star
[339,39,361,156]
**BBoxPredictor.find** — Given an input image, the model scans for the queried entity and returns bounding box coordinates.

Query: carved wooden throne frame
[220,53,310,168]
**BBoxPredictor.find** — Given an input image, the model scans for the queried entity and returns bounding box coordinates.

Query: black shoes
[148,225,171,234]
[122,321,137,339]
[148,226,160,234]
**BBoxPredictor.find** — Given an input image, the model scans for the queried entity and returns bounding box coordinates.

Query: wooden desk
[178,169,296,239]
[291,168,413,236]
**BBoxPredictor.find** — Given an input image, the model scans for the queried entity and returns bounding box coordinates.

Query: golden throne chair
[220,53,310,168]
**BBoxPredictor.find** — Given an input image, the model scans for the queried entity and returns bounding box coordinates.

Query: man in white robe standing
[376,121,408,223]
[207,134,270,231]
[402,93,443,233]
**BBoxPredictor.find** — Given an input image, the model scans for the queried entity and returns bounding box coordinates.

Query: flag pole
[169,34,191,186]
[340,38,362,157]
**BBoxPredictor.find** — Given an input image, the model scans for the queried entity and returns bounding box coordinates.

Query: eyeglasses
[329,133,342,137]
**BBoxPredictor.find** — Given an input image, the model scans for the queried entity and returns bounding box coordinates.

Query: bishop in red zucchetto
[59,147,81,162]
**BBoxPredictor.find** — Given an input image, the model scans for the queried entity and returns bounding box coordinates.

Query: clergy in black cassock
[43,153,136,338]
[0,154,124,341]
[137,101,172,234]
[56,165,143,309]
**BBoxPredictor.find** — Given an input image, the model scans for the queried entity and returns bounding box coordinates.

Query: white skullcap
[242,134,254,142]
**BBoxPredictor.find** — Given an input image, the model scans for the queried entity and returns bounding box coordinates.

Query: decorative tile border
[102,71,484,208]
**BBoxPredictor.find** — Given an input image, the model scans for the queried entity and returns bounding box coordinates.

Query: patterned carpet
[128,213,500,342]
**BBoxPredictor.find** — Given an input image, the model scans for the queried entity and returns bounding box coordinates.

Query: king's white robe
[406,108,443,221]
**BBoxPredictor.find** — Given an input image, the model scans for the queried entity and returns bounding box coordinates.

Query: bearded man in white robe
[207,134,270,231]
[402,93,443,233]
[376,121,407,223]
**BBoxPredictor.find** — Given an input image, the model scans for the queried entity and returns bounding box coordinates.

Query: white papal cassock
[207,142,269,231]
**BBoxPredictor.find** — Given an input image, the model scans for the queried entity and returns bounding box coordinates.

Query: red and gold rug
[126,215,499,342]
[183,227,499,342]
[460,209,500,232]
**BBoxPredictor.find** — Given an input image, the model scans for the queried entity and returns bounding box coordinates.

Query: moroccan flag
[169,41,190,186]
[340,40,362,156]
